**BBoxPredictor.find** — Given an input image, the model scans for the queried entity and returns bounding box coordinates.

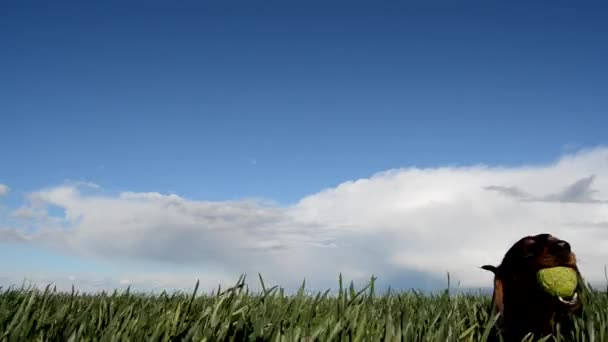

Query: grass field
[1,274,607,341]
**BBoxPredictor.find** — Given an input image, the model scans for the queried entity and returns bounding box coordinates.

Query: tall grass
[1,274,607,341]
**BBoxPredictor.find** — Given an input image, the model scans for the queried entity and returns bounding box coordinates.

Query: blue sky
[1,1,608,293]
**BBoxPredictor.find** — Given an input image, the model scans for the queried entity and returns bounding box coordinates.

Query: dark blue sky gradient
[2,1,607,203]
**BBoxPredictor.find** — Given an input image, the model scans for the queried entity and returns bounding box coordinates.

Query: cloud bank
[4,147,608,292]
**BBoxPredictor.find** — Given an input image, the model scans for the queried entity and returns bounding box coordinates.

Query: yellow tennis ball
[536,266,578,298]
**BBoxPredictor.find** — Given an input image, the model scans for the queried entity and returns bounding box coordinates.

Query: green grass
[1,274,607,341]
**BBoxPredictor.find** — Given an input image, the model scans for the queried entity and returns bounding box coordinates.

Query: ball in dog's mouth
[536,266,579,305]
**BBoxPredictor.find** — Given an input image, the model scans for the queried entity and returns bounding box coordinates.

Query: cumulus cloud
[0,184,9,197]
[6,147,608,292]
[0,227,29,243]
[485,174,608,203]
[12,206,50,221]
[483,185,531,199]
[542,175,606,203]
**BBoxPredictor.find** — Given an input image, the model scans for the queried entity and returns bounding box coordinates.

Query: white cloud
[12,206,49,221]
[6,147,608,292]
[0,227,29,242]
[0,184,9,197]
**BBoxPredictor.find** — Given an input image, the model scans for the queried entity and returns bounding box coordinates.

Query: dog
[481,233,584,341]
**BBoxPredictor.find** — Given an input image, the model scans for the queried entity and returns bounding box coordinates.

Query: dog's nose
[556,240,571,252]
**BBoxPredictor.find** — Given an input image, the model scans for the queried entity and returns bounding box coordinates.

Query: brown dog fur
[482,233,584,341]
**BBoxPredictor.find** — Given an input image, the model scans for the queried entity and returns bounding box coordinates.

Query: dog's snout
[555,240,571,252]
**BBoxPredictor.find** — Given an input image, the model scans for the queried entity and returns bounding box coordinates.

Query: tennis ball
[536,266,578,298]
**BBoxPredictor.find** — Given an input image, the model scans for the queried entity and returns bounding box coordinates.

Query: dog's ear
[481,265,498,274]
[482,265,504,314]
[492,277,505,314]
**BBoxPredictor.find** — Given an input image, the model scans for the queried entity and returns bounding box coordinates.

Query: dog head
[482,233,584,340]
